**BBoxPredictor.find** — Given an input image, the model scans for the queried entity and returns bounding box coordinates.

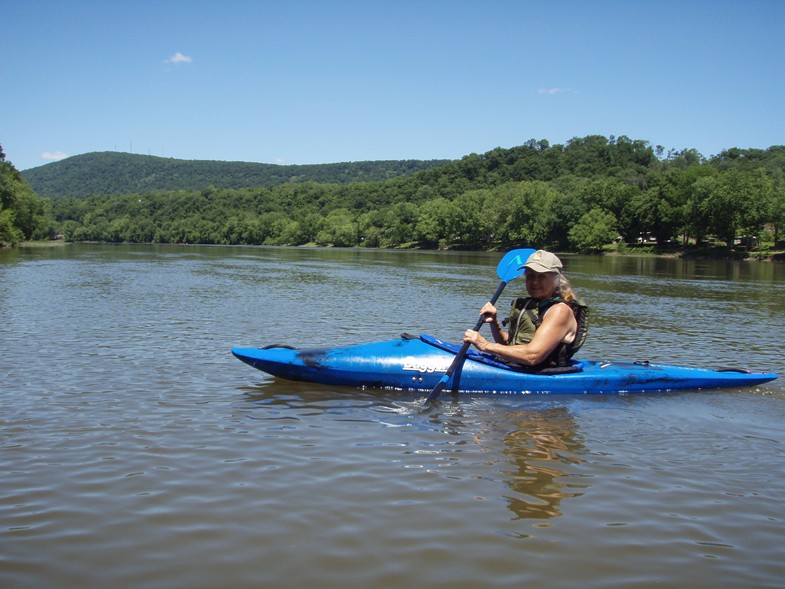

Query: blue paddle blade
[496,248,536,283]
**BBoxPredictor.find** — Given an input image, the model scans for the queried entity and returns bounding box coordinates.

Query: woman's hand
[479,302,498,324]
[464,329,490,351]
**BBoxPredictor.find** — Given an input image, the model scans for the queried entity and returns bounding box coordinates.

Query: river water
[2,244,784,589]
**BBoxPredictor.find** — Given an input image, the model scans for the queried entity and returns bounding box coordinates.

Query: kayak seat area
[417,334,582,375]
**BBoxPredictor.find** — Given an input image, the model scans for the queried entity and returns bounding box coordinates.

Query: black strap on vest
[507,295,588,369]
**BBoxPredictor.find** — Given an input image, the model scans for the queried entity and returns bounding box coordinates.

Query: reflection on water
[500,408,585,520]
[241,380,588,524]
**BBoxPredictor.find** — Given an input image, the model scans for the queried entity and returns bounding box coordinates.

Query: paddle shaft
[424,279,509,403]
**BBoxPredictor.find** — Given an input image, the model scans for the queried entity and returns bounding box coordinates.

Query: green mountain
[22,151,452,199]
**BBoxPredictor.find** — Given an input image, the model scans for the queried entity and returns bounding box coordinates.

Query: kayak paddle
[424,247,536,405]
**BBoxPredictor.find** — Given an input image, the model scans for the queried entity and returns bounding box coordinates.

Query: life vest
[504,295,588,368]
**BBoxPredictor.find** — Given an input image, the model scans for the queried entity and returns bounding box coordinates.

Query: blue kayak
[231,334,778,395]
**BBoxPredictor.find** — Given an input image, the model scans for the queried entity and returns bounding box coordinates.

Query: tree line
[3,136,785,252]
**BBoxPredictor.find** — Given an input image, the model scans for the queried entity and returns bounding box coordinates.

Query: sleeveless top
[505,295,588,368]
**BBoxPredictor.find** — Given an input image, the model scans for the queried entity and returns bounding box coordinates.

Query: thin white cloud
[164,52,193,65]
[42,151,68,161]
[537,87,576,95]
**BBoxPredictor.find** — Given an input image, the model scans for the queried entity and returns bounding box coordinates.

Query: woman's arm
[478,301,509,345]
[464,303,576,366]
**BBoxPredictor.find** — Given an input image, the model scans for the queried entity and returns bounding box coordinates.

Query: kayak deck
[232,334,778,395]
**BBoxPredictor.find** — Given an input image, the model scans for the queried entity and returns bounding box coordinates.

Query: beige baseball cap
[522,250,563,273]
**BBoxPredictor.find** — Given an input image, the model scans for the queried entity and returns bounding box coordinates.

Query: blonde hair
[555,273,575,302]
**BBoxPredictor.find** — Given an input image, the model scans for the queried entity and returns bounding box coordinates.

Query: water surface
[2,244,784,589]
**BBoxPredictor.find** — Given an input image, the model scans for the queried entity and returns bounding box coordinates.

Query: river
[2,244,784,589]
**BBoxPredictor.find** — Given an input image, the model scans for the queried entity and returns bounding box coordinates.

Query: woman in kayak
[463,250,587,370]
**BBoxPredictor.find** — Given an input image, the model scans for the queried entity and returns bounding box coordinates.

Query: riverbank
[604,242,785,262]
[7,239,67,248]
[7,239,785,262]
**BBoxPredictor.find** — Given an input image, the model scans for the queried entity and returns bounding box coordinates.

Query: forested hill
[22,151,452,199]
[7,135,783,252]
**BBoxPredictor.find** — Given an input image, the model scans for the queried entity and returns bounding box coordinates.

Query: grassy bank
[605,242,785,261]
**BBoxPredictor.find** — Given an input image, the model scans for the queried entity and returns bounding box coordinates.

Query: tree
[415,197,456,247]
[1,151,47,243]
[450,190,494,248]
[623,177,685,246]
[663,165,716,245]
[356,210,384,248]
[703,169,772,247]
[575,176,640,242]
[0,208,23,244]
[685,175,716,245]
[315,208,357,247]
[550,191,588,248]
[736,169,773,247]
[568,208,618,252]
[291,212,324,244]
[380,202,419,247]
[771,177,785,246]
[492,181,559,248]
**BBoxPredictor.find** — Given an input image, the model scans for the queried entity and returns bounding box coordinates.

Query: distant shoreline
[7,239,785,262]
[602,244,785,262]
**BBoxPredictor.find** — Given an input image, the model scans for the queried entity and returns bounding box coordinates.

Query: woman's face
[525,270,558,299]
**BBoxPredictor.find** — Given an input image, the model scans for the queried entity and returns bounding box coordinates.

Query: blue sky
[2,0,783,171]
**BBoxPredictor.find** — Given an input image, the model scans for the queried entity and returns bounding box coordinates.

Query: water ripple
[2,245,784,589]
